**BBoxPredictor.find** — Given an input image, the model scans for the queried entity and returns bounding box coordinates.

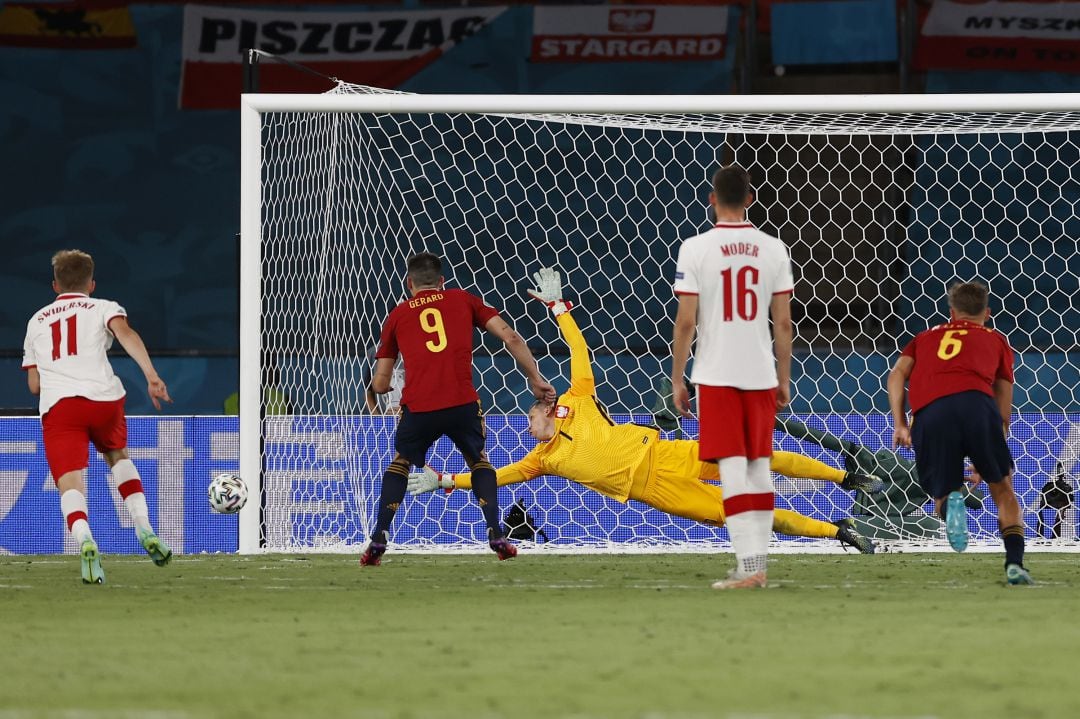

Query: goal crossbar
[240,92,1080,116]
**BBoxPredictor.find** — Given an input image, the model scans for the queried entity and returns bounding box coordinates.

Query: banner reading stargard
[180,4,506,109]
[531,4,728,63]
[915,0,1080,74]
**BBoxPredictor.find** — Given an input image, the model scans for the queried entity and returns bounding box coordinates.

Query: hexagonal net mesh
[250,85,1080,552]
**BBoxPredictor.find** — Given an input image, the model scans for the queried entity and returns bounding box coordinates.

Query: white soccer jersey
[673,222,794,389]
[22,293,128,416]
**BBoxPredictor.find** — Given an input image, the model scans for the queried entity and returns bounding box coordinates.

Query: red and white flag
[531,5,728,63]
[915,0,1080,73]
[180,4,506,109]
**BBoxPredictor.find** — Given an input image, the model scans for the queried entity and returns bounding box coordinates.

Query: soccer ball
[208,473,248,514]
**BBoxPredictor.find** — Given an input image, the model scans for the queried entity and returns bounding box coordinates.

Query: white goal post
[239,89,1080,554]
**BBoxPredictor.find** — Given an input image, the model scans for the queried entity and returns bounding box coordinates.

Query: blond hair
[52,250,95,292]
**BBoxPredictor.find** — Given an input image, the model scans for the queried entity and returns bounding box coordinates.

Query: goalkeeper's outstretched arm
[407,456,543,495]
[527,266,594,397]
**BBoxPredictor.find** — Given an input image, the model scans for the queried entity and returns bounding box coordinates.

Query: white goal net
[239,87,1080,553]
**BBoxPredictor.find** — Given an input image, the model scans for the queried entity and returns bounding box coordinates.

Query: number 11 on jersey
[50,315,78,360]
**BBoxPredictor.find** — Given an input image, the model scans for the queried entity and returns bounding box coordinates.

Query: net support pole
[238,98,263,553]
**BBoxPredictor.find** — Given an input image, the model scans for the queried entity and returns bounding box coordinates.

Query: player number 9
[420,308,447,353]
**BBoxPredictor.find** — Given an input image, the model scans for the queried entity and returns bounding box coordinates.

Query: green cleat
[833,518,876,554]
[138,528,173,567]
[945,491,968,552]
[80,539,105,585]
[1005,564,1035,586]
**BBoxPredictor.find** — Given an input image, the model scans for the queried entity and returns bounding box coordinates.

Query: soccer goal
[238,87,1080,554]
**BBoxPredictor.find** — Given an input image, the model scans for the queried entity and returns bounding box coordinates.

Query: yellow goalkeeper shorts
[633,440,726,526]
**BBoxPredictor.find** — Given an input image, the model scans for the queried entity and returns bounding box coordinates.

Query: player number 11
[50,315,78,360]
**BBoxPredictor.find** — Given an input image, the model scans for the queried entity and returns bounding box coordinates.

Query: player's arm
[484,315,556,403]
[770,291,793,409]
[407,454,543,494]
[556,312,595,397]
[671,293,697,417]
[108,316,171,411]
[993,378,1013,437]
[994,339,1015,437]
[22,329,39,396]
[527,267,592,395]
[370,357,396,395]
[887,355,915,448]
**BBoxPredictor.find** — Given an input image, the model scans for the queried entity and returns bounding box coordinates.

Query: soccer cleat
[840,472,886,496]
[80,539,105,585]
[488,536,518,561]
[945,490,969,552]
[711,570,767,590]
[359,531,388,567]
[833,518,876,554]
[1005,564,1035,586]
[137,528,173,567]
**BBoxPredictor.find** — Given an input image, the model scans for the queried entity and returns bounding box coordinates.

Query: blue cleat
[945,491,968,552]
[80,539,105,585]
[1006,564,1035,586]
[138,527,173,567]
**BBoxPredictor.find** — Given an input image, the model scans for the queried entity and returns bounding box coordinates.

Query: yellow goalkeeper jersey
[453,312,658,502]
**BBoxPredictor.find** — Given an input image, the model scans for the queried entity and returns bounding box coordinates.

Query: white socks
[721,456,775,575]
[111,459,152,533]
[60,489,93,545]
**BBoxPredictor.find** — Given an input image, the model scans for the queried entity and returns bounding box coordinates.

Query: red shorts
[697,385,776,461]
[41,396,127,481]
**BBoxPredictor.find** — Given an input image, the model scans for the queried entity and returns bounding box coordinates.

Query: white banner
[180,4,506,108]
[916,0,1080,72]
[183,4,506,62]
[922,0,1080,40]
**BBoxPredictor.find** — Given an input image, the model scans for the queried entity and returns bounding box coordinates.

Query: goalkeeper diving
[408,267,883,552]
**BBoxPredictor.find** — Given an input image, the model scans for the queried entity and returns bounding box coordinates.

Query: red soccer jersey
[901,319,1014,413]
[376,288,499,412]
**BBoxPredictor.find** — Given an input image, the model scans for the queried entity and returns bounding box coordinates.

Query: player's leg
[92,399,172,566]
[771,451,884,495]
[101,447,172,566]
[43,399,103,584]
[702,387,772,589]
[965,397,1030,583]
[987,476,1032,584]
[363,407,435,566]
[911,400,968,551]
[56,470,105,585]
[362,451,411,566]
[447,403,513,559]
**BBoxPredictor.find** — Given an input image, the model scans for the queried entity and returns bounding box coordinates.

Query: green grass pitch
[2,552,1078,719]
